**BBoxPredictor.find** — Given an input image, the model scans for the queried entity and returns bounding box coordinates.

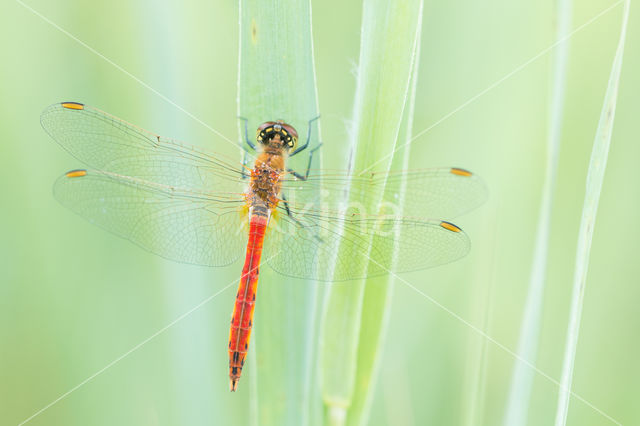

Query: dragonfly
[42,101,487,392]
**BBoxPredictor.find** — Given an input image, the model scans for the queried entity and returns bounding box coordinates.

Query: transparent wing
[41,102,248,192]
[44,102,482,279]
[267,166,484,281]
[281,167,487,220]
[264,207,470,282]
[54,169,247,266]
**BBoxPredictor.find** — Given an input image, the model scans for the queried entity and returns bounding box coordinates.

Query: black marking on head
[256,121,298,149]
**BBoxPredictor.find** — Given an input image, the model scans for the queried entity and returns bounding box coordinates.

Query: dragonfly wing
[375,167,487,219]
[41,102,248,191]
[264,209,470,282]
[281,167,487,220]
[54,169,247,266]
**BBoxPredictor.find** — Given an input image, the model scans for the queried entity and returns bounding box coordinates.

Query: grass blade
[345,9,423,426]
[237,1,322,425]
[503,0,571,424]
[320,0,423,424]
[554,2,629,425]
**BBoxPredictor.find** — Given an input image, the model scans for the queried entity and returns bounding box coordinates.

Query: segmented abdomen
[228,213,268,391]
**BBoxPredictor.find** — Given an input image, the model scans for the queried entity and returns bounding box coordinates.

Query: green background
[1,0,638,425]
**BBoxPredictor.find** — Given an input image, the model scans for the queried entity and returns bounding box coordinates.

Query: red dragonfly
[42,102,486,391]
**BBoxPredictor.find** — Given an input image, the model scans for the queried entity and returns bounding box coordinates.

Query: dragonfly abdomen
[228,211,268,391]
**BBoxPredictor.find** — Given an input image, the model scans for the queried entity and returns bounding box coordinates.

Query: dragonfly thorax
[247,160,283,210]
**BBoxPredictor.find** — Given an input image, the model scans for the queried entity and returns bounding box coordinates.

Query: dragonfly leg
[238,116,257,151]
[240,152,250,180]
[281,193,296,218]
[290,115,320,157]
[282,194,292,216]
[281,193,306,227]
[287,142,323,180]
[281,194,324,243]
[238,117,256,180]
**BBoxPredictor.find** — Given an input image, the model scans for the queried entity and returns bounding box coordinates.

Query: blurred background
[1,0,638,425]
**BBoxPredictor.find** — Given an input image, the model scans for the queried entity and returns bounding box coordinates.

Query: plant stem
[346,8,423,426]
[554,2,629,425]
[503,0,571,424]
[320,0,423,424]
[238,1,321,425]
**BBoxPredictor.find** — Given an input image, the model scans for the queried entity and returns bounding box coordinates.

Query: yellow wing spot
[450,167,472,177]
[440,221,461,233]
[65,169,88,178]
[61,102,84,110]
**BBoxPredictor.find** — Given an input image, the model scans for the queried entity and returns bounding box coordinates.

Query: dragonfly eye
[256,121,298,150]
[285,133,297,149]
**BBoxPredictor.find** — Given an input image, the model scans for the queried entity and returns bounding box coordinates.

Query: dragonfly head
[256,121,298,151]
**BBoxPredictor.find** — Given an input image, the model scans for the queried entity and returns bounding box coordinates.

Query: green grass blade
[237,1,321,425]
[503,0,571,424]
[320,0,423,424]
[462,209,500,426]
[346,9,423,426]
[554,2,630,425]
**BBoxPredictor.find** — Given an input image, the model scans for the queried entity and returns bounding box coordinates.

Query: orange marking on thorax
[228,213,268,391]
[248,150,286,209]
[255,151,285,171]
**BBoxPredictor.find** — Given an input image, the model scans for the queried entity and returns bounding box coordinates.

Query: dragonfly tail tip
[230,378,239,392]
